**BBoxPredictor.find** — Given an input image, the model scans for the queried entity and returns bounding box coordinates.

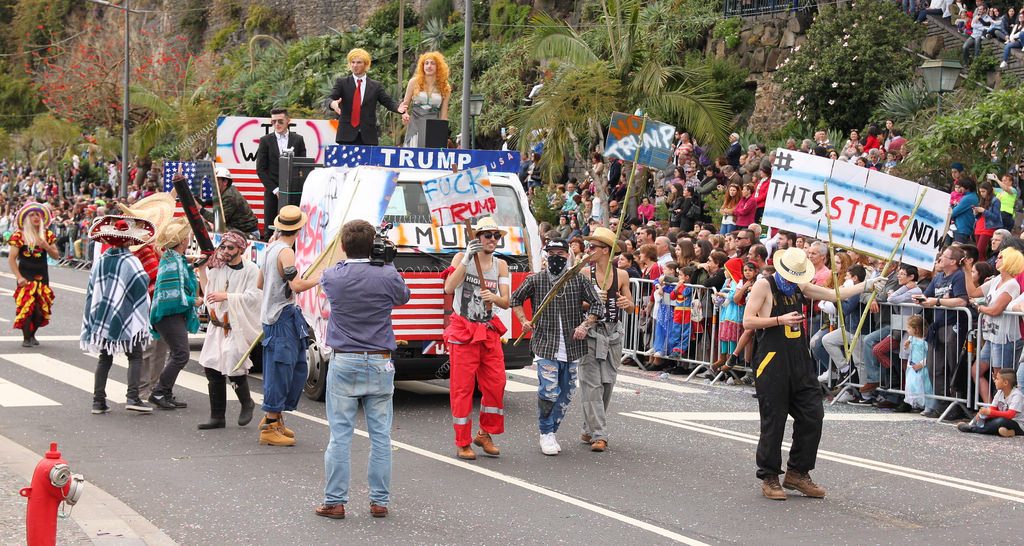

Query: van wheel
[304,341,328,401]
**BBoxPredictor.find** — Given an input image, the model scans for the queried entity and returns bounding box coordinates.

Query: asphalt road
[1,265,1023,545]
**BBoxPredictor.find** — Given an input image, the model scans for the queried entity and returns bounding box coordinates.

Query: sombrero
[16,202,50,230]
[273,205,308,232]
[584,227,621,255]
[119,193,175,250]
[772,247,815,284]
[88,215,156,247]
[157,217,193,250]
[472,216,507,237]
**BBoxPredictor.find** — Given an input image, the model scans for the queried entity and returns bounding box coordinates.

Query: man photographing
[316,220,410,520]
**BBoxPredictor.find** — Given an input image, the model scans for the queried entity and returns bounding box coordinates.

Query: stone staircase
[923,14,1024,82]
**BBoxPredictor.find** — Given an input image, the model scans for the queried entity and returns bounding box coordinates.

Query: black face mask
[548,255,568,276]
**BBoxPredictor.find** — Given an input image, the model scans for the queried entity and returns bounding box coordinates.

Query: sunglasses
[272,119,288,125]
[479,232,500,240]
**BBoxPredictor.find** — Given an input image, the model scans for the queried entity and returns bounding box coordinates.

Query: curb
[0,433,176,545]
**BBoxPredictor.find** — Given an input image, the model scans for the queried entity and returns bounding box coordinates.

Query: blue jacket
[950,192,979,236]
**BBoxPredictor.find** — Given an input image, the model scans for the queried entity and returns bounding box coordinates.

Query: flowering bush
[777,0,921,131]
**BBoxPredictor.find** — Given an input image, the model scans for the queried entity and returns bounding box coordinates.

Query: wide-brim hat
[119,193,175,250]
[157,217,193,250]
[214,167,233,180]
[89,215,156,247]
[724,257,744,283]
[472,216,507,237]
[584,227,621,254]
[273,205,308,232]
[16,202,50,230]
[772,247,815,284]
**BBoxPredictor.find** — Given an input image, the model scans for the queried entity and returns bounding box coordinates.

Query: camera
[370,222,397,266]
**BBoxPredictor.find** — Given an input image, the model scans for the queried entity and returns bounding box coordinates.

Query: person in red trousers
[442,217,511,460]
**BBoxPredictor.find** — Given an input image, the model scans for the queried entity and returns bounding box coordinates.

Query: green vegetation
[712,17,742,49]
[489,0,532,42]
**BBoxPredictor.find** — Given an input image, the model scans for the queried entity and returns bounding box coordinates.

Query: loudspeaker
[279,156,322,208]
[424,119,449,149]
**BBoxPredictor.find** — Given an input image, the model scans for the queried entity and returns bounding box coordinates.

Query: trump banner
[421,166,496,227]
[603,112,676,169]
[763,149,951,270]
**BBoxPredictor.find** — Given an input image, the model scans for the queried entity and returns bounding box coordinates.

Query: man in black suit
[255,107,306,239]
[726,132,742,169]
[325,48,405,146]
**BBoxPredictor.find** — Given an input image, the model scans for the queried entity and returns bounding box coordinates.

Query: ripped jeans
[536,358,578,434]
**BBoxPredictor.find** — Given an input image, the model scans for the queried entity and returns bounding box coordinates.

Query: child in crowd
[957,369,1024,437]
[650,262,679,360]
[883,152,899,173]
[903,314,932,411]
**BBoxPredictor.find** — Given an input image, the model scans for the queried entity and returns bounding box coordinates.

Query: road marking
[0,353,126,404]
[0,375,60,407]
[643,411,926,422]
[506,368,649,394]
[622,411,1024,505]
[0,272,87,295]
[0,335,82,342]
[0,317,9,323]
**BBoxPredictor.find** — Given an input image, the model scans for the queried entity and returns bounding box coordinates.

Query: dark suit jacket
[255,131,307,191]
[325,74,401,145]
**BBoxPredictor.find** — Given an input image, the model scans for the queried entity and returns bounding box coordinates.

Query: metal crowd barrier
[972,308,1024,411]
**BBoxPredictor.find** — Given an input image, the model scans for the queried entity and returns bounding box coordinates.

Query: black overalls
[753,276,824,480]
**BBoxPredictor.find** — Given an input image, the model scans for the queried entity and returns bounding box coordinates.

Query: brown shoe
[581,433,592,444]
[315,503,345,519]
[710,353,728,371]
[858,382,879,394]
[370,503,388,518]
[260,416,295,438]
[259,422,296,447]
[761,476,786,500]
[783,470,827,498]
[473,431,500,457]
[456,445,476,460]
[590,439,607,452]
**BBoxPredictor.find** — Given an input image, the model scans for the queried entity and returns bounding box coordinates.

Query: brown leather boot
[259,422,296,447]
[456,445,477,460]
[260,415,295,438]
[761,476,787,500]
[590,439,607,452]
[710,353,728,371]
[783,470,827,498]
[581,433,592,444]
[473,431,500,457]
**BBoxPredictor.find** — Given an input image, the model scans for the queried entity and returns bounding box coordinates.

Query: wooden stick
[462,218,492,313]
[603,115,647,285]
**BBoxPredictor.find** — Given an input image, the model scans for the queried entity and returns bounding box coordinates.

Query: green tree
[0,62,42,132]
[23,113,81,170]
[777,0,922,132]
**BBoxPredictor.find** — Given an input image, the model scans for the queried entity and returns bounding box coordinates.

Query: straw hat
[273,205,308,232]
[584,227,621,254]
[772,247,815,284]
[119,193,174,250]
[157,217,193,250]
[16,202,50,230]
[472,216,507,237]
[88,215,156,247]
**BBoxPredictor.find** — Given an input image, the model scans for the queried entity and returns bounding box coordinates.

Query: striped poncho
[80,247,152,354]
[150,249,199,338]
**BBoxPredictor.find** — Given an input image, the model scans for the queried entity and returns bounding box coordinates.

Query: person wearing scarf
[148,218,201,410]
[195,231,261,430]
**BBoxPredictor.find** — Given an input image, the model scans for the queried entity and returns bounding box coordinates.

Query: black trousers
[153,314,190,398]
[754,343,824,480]
[263,187,278,239]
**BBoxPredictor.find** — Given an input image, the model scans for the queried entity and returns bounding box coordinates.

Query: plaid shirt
[511,271,602,362]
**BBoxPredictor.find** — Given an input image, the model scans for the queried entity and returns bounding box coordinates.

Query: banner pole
[603,115,648,284]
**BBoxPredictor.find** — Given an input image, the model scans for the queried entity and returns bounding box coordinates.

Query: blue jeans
[536,358,578,434]
[261,305,308,413]
[861,326,891,384]
[810,327,830,374]
[323,352,395,506]
[1004,39,1023,62]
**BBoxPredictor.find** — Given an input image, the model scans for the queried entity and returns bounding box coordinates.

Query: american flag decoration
[162,161,215,203]
[324,145,369,168]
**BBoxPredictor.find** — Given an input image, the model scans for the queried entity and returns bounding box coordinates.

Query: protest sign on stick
[603,112,675,169]
[422,166,496,227]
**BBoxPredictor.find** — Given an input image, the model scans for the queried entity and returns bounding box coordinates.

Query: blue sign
[324,145,521,175]
[604,112,676,169]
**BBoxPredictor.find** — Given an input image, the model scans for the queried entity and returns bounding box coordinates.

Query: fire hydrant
[19,442,85,546]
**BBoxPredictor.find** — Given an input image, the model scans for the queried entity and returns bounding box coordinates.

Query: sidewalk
[0,434,176,545]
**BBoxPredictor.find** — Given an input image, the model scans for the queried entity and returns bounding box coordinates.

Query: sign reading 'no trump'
[762,149,951,270]
[423,166,496,227]
[603,112,676,169]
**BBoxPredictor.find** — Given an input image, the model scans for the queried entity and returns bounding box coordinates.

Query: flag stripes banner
[161,161,214,203]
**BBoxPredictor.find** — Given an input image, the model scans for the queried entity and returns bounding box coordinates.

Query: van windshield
[383,181,525,227]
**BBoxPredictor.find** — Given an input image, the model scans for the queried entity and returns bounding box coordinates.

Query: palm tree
[513,0,730,219]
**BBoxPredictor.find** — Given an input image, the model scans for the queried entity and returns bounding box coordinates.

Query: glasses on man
[480,232,500,240]
[272,119,288,125]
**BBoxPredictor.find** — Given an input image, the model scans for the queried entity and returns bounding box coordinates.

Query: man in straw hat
[120,193,174,402]
[743,246,885,500]
[442,215,511,460]
[83,214,158,414]
[194,230,260,430]
[148,217,202,411]
[258,205,322,446]
[578,227,633,453]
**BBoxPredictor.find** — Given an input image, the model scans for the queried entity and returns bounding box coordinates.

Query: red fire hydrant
[19,442,85,546]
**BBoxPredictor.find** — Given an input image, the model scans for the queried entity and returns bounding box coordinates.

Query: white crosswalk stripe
[0,353,127,404]
[0,375,60,407]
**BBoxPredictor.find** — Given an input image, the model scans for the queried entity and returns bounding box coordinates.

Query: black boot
[199,368,227,430]
[231,375,255,427]
[22,328,32,348]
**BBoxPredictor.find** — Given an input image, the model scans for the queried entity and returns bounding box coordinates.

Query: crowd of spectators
[909,0,1024,69]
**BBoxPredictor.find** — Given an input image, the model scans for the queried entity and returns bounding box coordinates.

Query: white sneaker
[539,433,559,456]
[834,390,855,403]
[816,370,831,383]
[1000,60,1008,69]
[551,434,562,453]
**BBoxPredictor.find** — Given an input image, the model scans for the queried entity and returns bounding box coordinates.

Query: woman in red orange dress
[8,203,59,347]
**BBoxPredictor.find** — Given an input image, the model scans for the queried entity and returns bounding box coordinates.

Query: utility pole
[121,0,130,198]
[396,0,404,146]
[461,0,471,149]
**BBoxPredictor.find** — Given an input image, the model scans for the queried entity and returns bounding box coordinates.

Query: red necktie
[351,78,361,128]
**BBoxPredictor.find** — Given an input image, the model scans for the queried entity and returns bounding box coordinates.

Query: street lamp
[920,59,961,117]
[468,94,484,150]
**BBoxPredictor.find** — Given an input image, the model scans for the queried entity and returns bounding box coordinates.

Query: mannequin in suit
[255,107,306,239]
[326,48,405,146]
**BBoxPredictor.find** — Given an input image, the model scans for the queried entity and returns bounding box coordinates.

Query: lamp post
[468,94,484,150]
[461,0,472,149]
[920,59,961,117]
